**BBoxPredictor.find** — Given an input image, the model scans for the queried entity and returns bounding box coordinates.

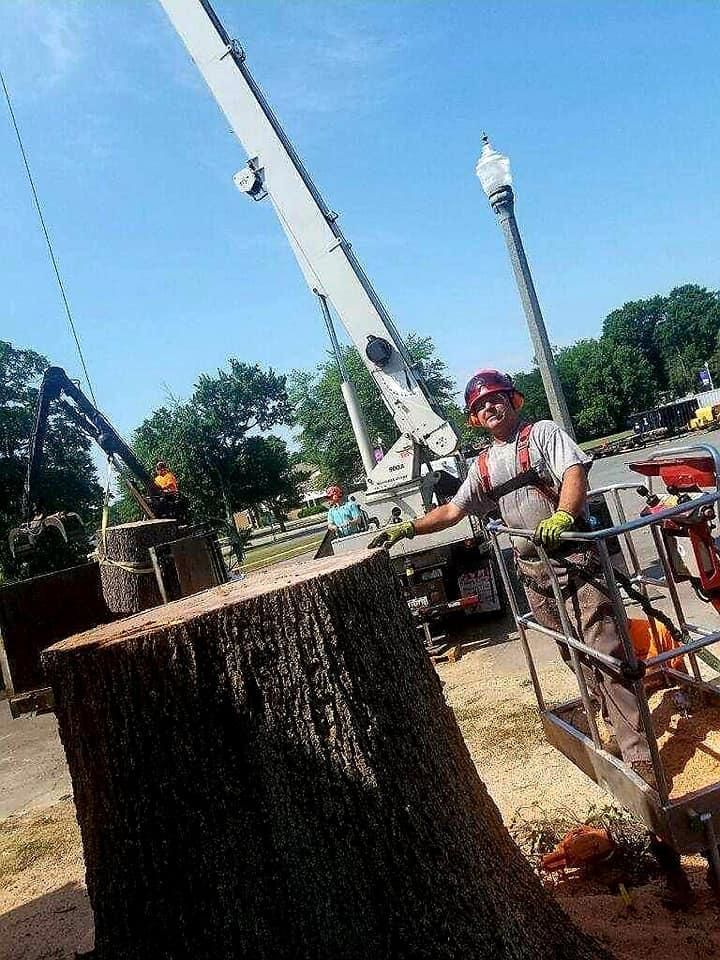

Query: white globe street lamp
[476,134,575,438]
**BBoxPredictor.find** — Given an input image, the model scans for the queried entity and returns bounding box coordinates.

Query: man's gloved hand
[533,510,574,549]
[367,520,415,550]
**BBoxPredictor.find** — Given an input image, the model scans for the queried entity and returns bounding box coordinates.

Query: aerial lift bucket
[9,511,85,559]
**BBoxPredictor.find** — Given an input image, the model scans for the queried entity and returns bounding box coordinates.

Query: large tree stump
[43,552,608,960]
[98,519,177,615]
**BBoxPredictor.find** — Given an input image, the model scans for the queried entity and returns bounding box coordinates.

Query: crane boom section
[157,0,458,458]
[22,367,153,518]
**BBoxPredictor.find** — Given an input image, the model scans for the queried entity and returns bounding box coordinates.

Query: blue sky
[2,0,719,440]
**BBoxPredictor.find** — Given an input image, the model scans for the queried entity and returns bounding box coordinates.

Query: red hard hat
[464,369,522,413]
[326,484,343,500]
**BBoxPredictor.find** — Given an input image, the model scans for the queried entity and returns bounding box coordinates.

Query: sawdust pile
[439,648,720,960]
[439,651,609,822]
[552,682,720,799]
[649,688,720,798]
[0,801,93,960]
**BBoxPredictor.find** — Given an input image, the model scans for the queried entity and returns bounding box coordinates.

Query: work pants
[516,550,651,764]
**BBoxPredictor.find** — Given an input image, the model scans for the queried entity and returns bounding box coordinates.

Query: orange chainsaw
[540,826,615,873]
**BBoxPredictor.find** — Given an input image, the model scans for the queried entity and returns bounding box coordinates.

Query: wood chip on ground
[648,687,720,799]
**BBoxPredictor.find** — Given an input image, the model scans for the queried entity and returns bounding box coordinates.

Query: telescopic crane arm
[157,0,460,480]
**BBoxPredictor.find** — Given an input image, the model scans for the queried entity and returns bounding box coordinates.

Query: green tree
[289,334,467,484]
[511,368,551,424]
[602,294,666,390]
[115,361,297,526]
[510,285,720,441]
[0,342,102,581]
[572,340,656,438]
[657,285,720,396]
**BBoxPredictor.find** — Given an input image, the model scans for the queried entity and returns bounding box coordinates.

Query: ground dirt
[0,801,93,960]
[3,637,720,959]
[437,645,720,960]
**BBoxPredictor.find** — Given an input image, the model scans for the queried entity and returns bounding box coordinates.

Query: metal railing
[488,483,720,809]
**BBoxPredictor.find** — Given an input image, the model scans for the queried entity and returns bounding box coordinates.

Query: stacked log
[43,552,607,960]
[98,519,177,615]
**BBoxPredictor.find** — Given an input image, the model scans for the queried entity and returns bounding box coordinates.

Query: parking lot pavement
[0,700,71,818]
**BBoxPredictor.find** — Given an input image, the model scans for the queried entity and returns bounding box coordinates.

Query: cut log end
[97,518,179,616]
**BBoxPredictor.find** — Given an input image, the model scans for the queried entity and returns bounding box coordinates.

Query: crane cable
[0,67,98,405]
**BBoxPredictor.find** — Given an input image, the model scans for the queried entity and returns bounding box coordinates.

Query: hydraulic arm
[157,0,459,484]
[10,366,175,558]
[21,366,154,520]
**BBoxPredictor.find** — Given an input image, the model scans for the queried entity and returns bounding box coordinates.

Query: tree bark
[43,552,610,960]
[98,519,178,615]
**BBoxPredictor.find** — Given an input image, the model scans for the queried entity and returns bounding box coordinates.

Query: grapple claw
[8,512,85,558]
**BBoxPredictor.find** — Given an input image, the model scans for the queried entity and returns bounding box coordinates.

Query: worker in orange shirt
[153,461,179,495]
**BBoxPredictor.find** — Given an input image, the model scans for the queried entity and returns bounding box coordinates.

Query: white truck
[157,0,503,642]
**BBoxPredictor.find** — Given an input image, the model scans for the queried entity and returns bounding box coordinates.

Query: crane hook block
[366,336,393,368]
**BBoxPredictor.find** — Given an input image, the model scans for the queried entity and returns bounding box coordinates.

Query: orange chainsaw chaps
[627,617,686,673]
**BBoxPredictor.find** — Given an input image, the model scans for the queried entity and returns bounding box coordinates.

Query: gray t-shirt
[452,420,592,557]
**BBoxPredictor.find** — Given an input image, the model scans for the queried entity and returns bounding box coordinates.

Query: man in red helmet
[369,368,655,785]
[326,484,363,538]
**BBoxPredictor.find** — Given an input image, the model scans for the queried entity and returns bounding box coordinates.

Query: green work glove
[533,510,574,549]
[367,520,415,550]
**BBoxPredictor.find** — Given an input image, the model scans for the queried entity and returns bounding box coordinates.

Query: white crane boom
[157,0,459,473]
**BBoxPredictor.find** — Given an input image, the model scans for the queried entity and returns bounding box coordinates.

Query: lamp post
[476,134,575,438]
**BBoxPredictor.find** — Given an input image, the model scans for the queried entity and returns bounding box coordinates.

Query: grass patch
[579,429,633,451]
[241,532,324,571]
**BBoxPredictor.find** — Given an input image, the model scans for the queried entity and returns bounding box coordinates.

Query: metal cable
[0,68,97,404]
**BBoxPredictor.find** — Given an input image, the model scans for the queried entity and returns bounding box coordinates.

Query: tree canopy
[0,342,101,581]
[289,333,473,486]
[115,360,299,526]
[514,284,720,441]
[289,285,720,471]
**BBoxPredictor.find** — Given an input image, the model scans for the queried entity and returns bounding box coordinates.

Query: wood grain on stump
[98,519,177,615]
[43,551,608,960]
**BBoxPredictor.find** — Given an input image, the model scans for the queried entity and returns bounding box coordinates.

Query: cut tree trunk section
[98,519,177,615]
[43,552,609,960]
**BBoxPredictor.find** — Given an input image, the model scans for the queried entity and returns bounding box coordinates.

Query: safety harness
[477,423,684,679]
[477,423,686,663]
[476,422,559,507]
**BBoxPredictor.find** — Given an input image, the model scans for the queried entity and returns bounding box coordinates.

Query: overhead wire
[0,67,98,405]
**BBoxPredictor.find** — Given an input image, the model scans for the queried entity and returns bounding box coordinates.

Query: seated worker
[369,368,656,787]
[153,461,179,496]
[326,484,363,538]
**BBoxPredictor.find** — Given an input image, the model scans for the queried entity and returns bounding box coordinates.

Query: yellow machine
[689,404,720,431]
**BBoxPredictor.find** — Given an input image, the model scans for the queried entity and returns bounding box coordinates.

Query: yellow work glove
[533,510,574,549]
[368,520,415,550]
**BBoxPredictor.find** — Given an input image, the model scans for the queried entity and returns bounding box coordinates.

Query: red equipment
[540,826,615,873]
[629,456,717,491]
[630,455,720,611]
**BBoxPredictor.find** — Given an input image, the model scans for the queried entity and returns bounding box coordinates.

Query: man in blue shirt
[326,484,363,538]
